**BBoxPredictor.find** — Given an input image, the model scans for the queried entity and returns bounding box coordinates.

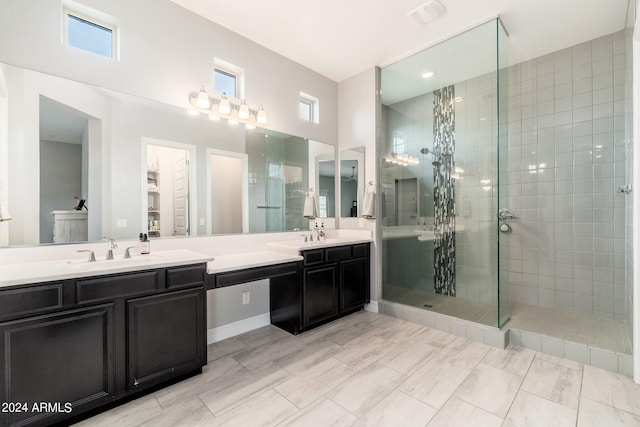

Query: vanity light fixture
[187,89,268,127]
[196,85,210,109]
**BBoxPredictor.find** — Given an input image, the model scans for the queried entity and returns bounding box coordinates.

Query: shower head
[431,160,441,168]
[420,147,433,155]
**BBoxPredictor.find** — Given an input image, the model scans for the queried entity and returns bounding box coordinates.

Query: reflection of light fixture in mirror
[218,93,231,115]
[421,71,436,79]
[196,85,210,109]
[208,104,220,121]
[238,99,250,120]
[385,152,420,166]
[454,96,464,103]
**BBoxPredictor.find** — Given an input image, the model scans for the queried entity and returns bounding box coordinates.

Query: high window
[213,58,245,99]
[64,7,117,59]
[299,92,319,123]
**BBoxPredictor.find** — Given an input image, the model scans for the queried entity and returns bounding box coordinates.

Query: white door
[174,154,189,236]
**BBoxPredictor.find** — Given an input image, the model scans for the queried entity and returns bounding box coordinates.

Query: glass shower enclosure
[380,19,510,328]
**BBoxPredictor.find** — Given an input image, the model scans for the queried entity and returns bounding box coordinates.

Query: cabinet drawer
[326,246,351,262]
[167,265,204,290]
[0,283,63,320]
[213,262,299,289]
[303,249,324,266]
[352,243,369,258]
[77,271,160,304]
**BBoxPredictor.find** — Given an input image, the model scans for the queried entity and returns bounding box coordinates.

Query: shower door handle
[497,208,514,222]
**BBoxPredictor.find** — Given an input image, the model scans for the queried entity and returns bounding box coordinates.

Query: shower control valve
[497,208,515,223]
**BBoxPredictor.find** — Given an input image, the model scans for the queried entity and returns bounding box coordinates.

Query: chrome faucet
[77,249,96,262]
[106,239,117,260]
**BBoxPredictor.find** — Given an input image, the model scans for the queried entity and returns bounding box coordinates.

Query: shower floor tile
[383,285,631,355]
[383,284,499,327]
[508,303,632,355]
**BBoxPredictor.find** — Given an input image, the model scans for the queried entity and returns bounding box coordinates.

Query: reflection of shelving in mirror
[147,169,160,234]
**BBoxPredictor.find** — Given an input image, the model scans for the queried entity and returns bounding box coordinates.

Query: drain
[423,304,433,308]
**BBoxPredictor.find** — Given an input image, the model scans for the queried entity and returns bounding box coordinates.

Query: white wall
[338,68,379,304]
[0,0,337,145]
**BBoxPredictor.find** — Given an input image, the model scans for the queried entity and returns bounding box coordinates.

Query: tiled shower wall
[503,30,632,320]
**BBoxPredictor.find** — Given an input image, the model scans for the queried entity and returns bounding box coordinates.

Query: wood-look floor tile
[426,397,503,427]
[154,357,245,409]
[521,358,582,409]
[455,363,523,417]
[198,364,291,416]
[504,390,577,427]
[210,389,298,427]
[232,335,306,371]
[377,341,439,376]
[333,336,394,370]
[577,397,640,426]
[353,390,437,427]
[582,365,640,416]
[481,345,536,377]
[399,357,471,409]
[207,337,249,362]
[139,398,214,427]
[235,325,291,348]
[279,398,357,427]
[274,339,343,376]
[74,394,162,427]
[274,358,358,409]
[327,363,406,417]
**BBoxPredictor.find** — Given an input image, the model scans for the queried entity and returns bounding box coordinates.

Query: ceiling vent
[407,0,446,26]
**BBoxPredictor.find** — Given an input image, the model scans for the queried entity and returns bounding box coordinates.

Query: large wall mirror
[339,147,365,218]
[0,63,336,247]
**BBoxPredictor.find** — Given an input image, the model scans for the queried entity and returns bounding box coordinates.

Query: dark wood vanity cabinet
[271,243,370,334]
[0,263,207,427]
[126,287,206,392]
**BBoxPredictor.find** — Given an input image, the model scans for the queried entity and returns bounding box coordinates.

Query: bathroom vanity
[0,250,210,427]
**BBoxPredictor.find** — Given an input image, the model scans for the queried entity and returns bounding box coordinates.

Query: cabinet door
[0,304,115,427]
[340,257,369,313]
[126,288,205,392]
[302,264,338,327]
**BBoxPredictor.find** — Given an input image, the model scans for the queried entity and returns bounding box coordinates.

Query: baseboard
[207,312,271,344]
[365,300,379,313]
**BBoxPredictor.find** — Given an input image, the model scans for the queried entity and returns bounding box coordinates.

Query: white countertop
[207,251,303,274]
[0,249,213,288]
[267,237,373,256]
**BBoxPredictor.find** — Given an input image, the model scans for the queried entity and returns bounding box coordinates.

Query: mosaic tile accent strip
[433,85,456,296]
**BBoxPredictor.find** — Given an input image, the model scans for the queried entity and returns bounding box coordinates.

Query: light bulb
[238,100,250,120]
[218,93,231,115]
[228,109,239,126]
[196,85,210,109]
[245,115,257,130]
[256,105,267,125]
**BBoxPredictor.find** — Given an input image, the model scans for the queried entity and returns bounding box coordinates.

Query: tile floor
[77,311,640,426]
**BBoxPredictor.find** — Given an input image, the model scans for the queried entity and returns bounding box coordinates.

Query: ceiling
[171,0,631,83]
[40,98,88,145]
